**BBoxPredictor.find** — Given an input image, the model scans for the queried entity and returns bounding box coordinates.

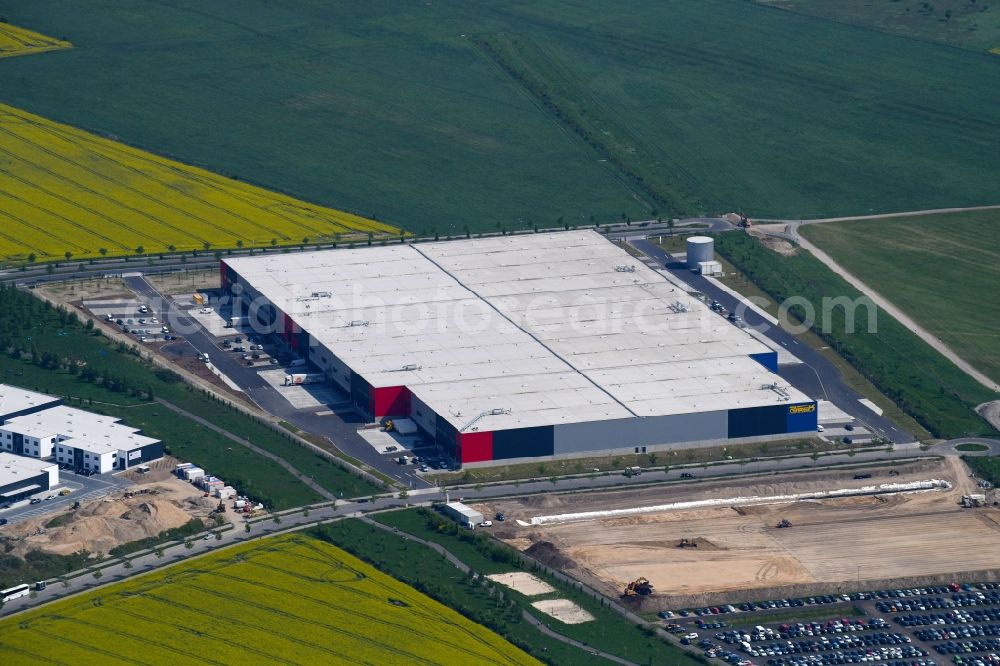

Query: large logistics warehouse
[222,231,817,464]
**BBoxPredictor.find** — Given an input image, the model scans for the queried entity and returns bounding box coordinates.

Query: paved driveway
[0,471,131,526]
[630,239,915,444]
[124,276,431,487]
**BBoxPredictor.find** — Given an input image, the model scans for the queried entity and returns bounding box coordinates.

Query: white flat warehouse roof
[226,231,811,431]
[0,384,60,420]
[6,406,158,450]
[0,452,56,487]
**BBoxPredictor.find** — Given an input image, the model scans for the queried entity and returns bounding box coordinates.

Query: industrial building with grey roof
[222,231,817,464]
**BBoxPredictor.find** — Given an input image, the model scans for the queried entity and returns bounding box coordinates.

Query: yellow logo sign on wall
[788,404,816,414]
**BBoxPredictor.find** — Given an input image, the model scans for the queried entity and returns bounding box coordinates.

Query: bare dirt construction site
[482,458,1000,608]
[3,458,226,558]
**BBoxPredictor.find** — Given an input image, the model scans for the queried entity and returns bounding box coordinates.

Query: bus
[1,583,30,602]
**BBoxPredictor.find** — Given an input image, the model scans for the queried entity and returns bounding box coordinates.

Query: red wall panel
[460,431,493,463]
[372,385,411,418]
[220,261,230,291]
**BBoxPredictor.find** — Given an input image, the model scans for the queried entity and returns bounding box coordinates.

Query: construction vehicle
[213,500,226,514]
[677,538,698,548]
[776,519,792,528]
[622,577,654,597]
[961,494,987,508]
[738,212,753,230]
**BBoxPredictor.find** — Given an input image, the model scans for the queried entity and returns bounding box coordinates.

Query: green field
[713,233,998,439]
[310,520,607,666]
[963,456,1000,486]
[2,1,998,231]
[313,512,702,666]
[0,534,538,665]
[801,211,1000,386]
[755,0,1000,53]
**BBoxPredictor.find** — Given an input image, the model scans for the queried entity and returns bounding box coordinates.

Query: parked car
[29,498,41,504]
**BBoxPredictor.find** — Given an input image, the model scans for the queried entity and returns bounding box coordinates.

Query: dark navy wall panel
[492,426,554,460]
[728,405,787,438]
[350,373,373,417]
[436,415,460,459]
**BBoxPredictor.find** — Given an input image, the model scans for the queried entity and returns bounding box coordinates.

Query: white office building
[1,405,163,474]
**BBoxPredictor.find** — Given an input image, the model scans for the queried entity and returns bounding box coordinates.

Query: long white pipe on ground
[529,479,951,525]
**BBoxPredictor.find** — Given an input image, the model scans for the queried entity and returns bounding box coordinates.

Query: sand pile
[11,491,203,558]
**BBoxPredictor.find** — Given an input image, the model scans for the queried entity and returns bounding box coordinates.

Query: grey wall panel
[410,394,437,438]
[308,344,351,392]
[552,411,728,455]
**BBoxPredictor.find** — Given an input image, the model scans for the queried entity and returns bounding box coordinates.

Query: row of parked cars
[743,632,913,659]
[877,586,991,600]
[681,595,861,618]
[897,611,1000,627]
[952,654,1000,666]
[877,592,1000,614]
[759,648,929,666]
[717,619,893,644]
[934,641,1000,656]
[916,627,1000,642]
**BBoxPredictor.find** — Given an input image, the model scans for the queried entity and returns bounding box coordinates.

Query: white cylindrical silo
[686,236,714,268]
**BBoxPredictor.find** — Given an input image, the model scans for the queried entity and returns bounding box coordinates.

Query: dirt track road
[754,206,1000,394]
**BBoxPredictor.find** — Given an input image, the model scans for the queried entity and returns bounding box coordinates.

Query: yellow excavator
[622,577,654,597]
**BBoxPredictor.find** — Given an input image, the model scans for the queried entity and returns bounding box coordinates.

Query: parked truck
[961,494,987,508]
[283,373,324,386]
[226,316,250,328]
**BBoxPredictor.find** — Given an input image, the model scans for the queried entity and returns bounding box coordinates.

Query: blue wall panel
[749,351,779,372]
[786,402,818,432]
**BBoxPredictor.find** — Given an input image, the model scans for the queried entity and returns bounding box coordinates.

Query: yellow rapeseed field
[0,534,538,665]
[0,23,70,58]
[0,104,398,262]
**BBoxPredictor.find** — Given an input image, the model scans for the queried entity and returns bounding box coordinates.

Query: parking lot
[0,470,131,526]
[665,584,1000,666]
[85,297,182,345]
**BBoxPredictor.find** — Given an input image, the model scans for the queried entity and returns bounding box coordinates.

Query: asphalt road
[0,471,131,526]
[630,239,915,444]
[0,441,941,618]
[123,276,431,487]
[607,216,732,240]
[0,217,733,288]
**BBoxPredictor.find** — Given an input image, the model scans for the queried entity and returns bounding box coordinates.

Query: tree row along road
[155,397,336,500]
[2,446,961,617]
[358,515,641,666]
